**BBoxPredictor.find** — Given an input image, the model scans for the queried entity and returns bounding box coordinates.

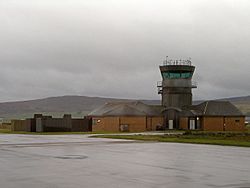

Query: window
[92,119,100,125]
[162,71,193,79]
[181,72,192,78]
[92,119,97,125]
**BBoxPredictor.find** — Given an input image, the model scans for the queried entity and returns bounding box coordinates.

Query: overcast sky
[0,0,250,102]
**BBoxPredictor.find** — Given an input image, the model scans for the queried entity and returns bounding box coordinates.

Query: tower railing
[163,58,192,66]
[157,81,197,89]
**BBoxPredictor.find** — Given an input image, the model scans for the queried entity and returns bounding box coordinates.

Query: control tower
[157,57,197,108]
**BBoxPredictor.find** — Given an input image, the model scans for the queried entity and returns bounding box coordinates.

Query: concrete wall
[0,123,11,130]
[10,115,91,132]
[43,118,71,132]
[42,117,91,132]
[72,119,92,132]
[162,87,192,108]
[11,120,31,132]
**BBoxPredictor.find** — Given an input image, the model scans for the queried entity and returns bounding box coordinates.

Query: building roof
[88,101,162,117]
[187,100,244,116]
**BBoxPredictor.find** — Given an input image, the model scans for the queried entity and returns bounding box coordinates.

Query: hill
[220,96,250,117]
[0,95,249,120]
[0,96,131,119]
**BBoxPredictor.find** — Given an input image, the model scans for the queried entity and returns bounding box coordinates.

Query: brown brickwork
[146,117,152,131]
[120,117,146,132]
[151,117,164,130]
[202,117,224,131]
[92,117,120,132]
[179,117,188,130]
[92,116,163,132]
[201,116,246,131]
[224,117,246,131]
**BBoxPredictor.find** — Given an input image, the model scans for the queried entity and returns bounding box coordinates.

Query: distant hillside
[0,96,161,119]
[0,95,249,120]
[0,96,130,119]
[220,96,250,116]
[219,95,250,102]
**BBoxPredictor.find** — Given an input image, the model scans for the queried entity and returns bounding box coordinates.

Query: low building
[179,101,246,131]
[89,100,246,132]
[11,114,92,132]
[88,101,163,132]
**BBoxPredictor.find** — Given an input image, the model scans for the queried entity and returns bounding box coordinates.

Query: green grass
[2,128,250,147]
[95,132,250,147]
[246,124,250,131]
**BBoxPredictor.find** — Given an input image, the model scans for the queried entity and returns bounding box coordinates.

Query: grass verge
[95,132,250,147]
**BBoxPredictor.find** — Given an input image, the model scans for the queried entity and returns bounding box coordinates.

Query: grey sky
[0,0,250,102]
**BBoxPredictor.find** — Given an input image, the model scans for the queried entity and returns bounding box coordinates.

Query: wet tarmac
[0,134,250,188]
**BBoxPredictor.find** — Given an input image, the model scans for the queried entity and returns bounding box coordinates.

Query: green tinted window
[162,72,192,79]
[170,72,181,78]
[181,72,192,78]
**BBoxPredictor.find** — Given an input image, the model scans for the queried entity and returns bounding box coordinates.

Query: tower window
[162,72,193,79]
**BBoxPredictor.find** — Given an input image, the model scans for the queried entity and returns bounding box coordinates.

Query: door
[189,119,195,130]
[169,120,173,129]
